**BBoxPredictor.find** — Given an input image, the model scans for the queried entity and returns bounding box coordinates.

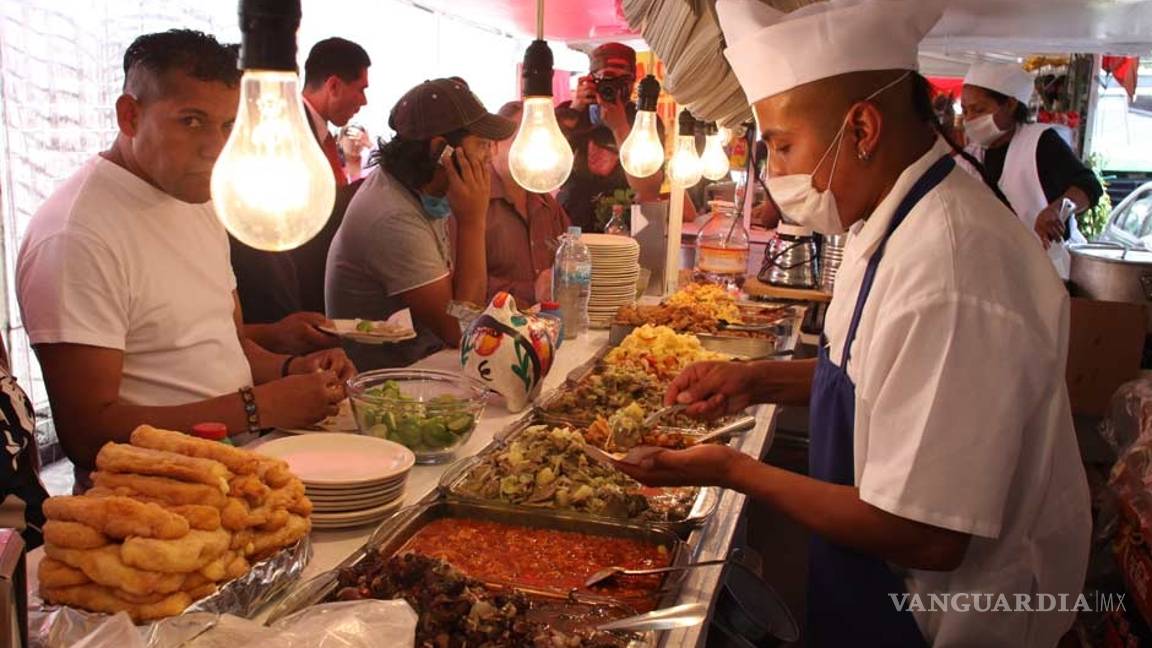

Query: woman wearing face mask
[960,63,1103,280]
[612,1,1090,646]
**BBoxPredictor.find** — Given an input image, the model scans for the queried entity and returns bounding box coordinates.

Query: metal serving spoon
[694,415,757,444]
[584,559,731,588]
[594,602,710,633]
[642,404,688,427]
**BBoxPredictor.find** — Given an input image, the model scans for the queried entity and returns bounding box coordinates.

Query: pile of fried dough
[38,425,312,621]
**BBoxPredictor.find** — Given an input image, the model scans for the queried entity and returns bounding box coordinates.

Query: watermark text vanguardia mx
[889,592,1126,613]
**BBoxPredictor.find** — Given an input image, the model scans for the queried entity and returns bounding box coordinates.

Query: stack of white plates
[257,433,415,530]
[583,233,641,328]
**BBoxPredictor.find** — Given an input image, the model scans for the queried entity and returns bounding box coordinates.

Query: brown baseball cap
[389,77,516,141]
[590,43,636,74]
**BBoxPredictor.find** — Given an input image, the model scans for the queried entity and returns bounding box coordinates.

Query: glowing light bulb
[509,96,574,193]
[620,75,664,178]
[211,79,334,251]
[700,131,730,181]
[667,134,703,187]
[620,111,664,178]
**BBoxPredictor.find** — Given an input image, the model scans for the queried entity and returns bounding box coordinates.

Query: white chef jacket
[964,123,1085,280]
[824,138,1091,647]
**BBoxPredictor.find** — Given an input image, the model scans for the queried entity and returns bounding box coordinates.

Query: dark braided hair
[368,128,469,192]
[911,73,1014,212]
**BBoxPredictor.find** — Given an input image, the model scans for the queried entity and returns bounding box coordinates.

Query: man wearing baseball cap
[556,43,666,231]
[326,78,515,369]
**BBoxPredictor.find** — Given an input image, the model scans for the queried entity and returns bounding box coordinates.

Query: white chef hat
[716,0,944,103]
[963,63,1035,104]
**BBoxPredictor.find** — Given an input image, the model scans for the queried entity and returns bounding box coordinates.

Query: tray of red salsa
[267,501,690,636]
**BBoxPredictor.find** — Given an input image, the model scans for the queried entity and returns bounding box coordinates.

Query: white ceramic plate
[319,311,417,345]
[258,433,415,486]
[301,465,410,486]
[309,497,406,525]
[304,481,407,500]
[306,481,406,503]
[311,490,405,513]
[582,233,640,247]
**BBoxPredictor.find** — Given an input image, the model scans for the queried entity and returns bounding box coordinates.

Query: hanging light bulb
[510,91,572,193]
[619,75,664,178]
[666,110,703,187]
[508,2,573,193]
[700,122,730,181]
[211,0,335,251]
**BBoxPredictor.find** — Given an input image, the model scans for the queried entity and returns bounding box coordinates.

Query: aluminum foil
[29,536,313,648]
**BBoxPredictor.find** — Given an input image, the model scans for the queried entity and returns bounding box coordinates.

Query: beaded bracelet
[238,386,260,435]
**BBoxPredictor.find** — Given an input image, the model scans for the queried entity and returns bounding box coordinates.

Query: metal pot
[1069,243,1152,332]
[760,224,818,289]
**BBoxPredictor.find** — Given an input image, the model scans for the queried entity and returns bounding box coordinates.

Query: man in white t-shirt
[16,29,355,483]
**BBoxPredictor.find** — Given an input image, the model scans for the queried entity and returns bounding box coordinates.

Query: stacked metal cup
[761,223,819,289]
[819,233,848,293]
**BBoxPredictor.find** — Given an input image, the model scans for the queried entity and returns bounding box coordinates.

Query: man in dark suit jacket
[230,37,370,347]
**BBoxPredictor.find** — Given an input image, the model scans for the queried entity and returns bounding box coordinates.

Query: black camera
[594,75,634,104]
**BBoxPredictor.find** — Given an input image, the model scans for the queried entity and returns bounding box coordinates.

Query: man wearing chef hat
[614,1,1090,646]
[961,62,1103,280]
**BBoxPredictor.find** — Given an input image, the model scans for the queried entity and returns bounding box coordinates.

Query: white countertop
[28,330,779,647]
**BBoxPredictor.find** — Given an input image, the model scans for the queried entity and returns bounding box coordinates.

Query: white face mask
[764,72,910,235]
[964,113,1006,148]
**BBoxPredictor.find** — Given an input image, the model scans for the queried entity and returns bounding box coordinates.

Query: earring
[857,149,871,161]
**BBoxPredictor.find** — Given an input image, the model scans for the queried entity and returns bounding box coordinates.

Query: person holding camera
[555,43,666,232]
[325,78,516,370]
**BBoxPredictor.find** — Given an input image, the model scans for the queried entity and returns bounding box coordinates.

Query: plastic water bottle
[552,226,591,340]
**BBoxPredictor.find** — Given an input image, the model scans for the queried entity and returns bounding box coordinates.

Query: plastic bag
[71,613,146,648]
[268,599,418,647]
[63,600,417,648]
[1100,377,1152,456]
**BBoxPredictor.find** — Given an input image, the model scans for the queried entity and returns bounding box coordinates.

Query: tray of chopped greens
[439,418,718,535]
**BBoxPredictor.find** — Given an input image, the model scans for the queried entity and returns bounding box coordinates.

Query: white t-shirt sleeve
[855,292,1047,538]
[18,231,130,350]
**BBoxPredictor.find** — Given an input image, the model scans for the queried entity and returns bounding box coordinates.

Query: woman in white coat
[961,63,1103,280]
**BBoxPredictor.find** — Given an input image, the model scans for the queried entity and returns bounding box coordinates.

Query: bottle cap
[191,422,229,441]
[541,301,560,310]
[567,226,582,236]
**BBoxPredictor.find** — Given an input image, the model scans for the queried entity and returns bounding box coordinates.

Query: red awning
[928,76,965,98]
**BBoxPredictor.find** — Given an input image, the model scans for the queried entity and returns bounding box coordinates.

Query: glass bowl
[347,369,488,464]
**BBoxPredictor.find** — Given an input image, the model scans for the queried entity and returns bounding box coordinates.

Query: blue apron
[806,155,955,648]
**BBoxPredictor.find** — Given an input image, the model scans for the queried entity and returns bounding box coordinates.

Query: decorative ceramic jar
[460,292,560,412]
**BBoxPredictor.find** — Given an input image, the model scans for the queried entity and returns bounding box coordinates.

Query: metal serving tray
[266,500,690,644]
[608,302,805,360]
[438,416,720,536]
[533,364,756,437]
